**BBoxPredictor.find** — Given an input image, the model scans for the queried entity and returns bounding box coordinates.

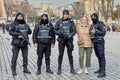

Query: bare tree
[100,0,114,22]
[4,0,14,20]
[73,1,85,22]
[4,0,35,22]
[87,0,114,22]
[20,0,35,22]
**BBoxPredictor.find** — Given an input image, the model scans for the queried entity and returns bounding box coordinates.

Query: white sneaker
[84,68,89,74]
[77,69,83,74]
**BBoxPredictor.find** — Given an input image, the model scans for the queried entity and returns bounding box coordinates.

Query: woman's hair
[80,16,89,25]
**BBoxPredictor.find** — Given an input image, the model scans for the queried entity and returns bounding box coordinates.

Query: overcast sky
[28,0,120,9]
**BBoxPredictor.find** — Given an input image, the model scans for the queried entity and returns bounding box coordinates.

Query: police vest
[16,24,28,36]
[90,22,105,40]
[37,23,51,38]
[60,20,71,35]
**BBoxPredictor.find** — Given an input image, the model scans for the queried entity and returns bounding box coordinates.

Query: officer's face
[91,15,97,20]
[17,15,23,20]
[42,15,47,20]
[63,14,69,20]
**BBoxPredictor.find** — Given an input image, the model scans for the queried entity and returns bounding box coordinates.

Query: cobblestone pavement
[0,30,120,80]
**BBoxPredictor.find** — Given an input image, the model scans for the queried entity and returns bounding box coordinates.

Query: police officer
[33,14,55,75]
[90,13,106,78]
[2,23,6,34]
[9,12,31,76]
[54,10,76,75]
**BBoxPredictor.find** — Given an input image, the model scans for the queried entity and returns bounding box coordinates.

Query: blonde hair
[80,16,89,25]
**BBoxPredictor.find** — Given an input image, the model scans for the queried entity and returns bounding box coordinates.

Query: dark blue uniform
[1,23,6,34]
[90,13,106,78]
[54,18,76,75]
[32,14,55,75]
[33,23,55,66]
[10,23,31,67]
[9,13,32,76]
[90,21,106,68]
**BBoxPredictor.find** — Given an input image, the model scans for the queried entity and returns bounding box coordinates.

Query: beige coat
[76,22,92,48]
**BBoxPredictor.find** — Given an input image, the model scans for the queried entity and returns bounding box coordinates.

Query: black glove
[67,34,72,39]
[58,30,63,34]
[58,30,63,37]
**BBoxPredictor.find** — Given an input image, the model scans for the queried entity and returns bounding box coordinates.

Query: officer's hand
[34,43,38,48]
[18,35,23,39]
[91,29,96,34]
[0,26,2,29]
[59,24,62,27]
[51,44,55,48]
[68,35,72,39]
[58,30,63,35]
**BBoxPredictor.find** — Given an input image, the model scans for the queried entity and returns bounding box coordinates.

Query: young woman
[76,16,92,74]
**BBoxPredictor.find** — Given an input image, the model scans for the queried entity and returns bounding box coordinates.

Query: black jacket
[9,23,32,47]
[32,23,55,45]
[90,21,106,42]
[54,18,76,42]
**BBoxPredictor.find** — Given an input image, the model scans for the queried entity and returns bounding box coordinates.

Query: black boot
[70,64,76,74]
[11,66,17,76]
[23,66,31,74]
[97,69,106,78]
[94,68,102,74]
[57,65,61,75]
[36,66,41,75]
[46,66,53,74]
[70,68,76,74]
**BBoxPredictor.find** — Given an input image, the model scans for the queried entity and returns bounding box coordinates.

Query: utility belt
[92,36,104,40]
[37,36,51,39]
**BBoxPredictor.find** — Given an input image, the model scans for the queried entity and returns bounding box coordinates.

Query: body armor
[16,24,28,36]
[37,24,51,39]
[60,20,71,36]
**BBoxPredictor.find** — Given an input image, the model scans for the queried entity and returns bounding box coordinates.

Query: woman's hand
[34,43,38,48]
[51,44,55,48]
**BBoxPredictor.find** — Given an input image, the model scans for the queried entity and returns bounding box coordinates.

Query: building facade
[0,0,6,23]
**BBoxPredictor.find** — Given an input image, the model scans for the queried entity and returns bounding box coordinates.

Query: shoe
[94,69,102,74]
[70,69,76,74]
[97,69,106,78]
[57,70,61,75]
[36,70,41,75]
[77,69,83,74]
[57,65,61,75]
[84,68,89,74]
[36,66,41,75]
[46,66,53,74]
[11,66,17,76]
[70,64,76,74]
[23,66,31,74]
